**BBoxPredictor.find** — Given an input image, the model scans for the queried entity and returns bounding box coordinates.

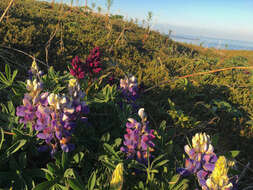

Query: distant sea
[170,34,253,50]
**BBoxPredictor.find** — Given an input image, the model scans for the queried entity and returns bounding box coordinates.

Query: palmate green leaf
[172,179,189,190]
[113,138,122,148]
[12,128,31,139]
[7,101,15,116]
[67,169,85,189]
[33,180,58,190]
[100,158,116,170]
[168,174,189,190]
[230,150,240,158]
[11,70,18,83]
[150,169,159,174]
[153,159,169,169]
[41,168,54,180]
[64,168,74,178]
[52,184,69,190]
[150,154,165,168]
[68,178,84,190]
[73,152,84,164]
[0,64,18,88]
[168,174,180,189]
[88,171,96,190]
[103,143,121,160]
[47,163,61,176]
[100,132,110,143]
[138,181,145,189]
[6,139,27,157]
[5,64,11,80]
[48,66,56,78]
[0,70,8,84]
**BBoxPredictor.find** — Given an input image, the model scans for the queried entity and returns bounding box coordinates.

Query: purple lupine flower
[16,94,37,126]
[37,125,54,144]
[119,76,139,112]
[59,137,75,152]
[34,105,51,131]
[177,133,217,189]
[66,78,89,121]
[120,76,138,97]
[17,61,89,155]
[121,109,155,164]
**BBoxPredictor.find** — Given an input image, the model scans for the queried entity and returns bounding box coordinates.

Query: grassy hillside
[0,0,252,189]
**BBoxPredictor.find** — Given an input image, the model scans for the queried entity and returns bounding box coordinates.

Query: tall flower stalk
[178,133,238,190]
[120,108,155,164]
[69,47,102,81]
[17,62,89,155]
[177,133,217,189]
[119,75,139,111]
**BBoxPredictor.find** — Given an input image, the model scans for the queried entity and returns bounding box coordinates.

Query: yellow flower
[69,78,78,88]
[110,163,124,190]
[206,156,233,190]
[191,132,213,154]
[31,60,39,72]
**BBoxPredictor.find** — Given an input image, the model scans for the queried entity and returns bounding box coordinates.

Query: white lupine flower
[129,76,137,83]
[120,78,128,89]
[60,95,67,105]
[192,133,213,153]
[26,79,42,100]
[48,93,60,110]
[26,80,32,91]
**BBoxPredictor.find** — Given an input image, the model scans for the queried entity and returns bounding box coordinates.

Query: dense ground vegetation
[0,0,252,189]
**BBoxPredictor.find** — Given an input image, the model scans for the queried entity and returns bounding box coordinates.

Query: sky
[58,0,253,42]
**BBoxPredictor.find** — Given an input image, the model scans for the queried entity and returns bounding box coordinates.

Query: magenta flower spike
[85,47,102,76]
[70,56,85,79]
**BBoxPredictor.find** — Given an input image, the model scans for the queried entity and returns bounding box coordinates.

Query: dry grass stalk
[144,66,253,93]
[0,0,15,23]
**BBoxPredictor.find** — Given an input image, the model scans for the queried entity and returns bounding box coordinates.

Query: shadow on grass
[142,83,252,166]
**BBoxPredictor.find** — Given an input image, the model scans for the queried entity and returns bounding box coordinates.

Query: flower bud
[69,78,78,88]
[138,108,147,121]
[110,163,124,190]
[192,133,213,153]
[31,60,39,72]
